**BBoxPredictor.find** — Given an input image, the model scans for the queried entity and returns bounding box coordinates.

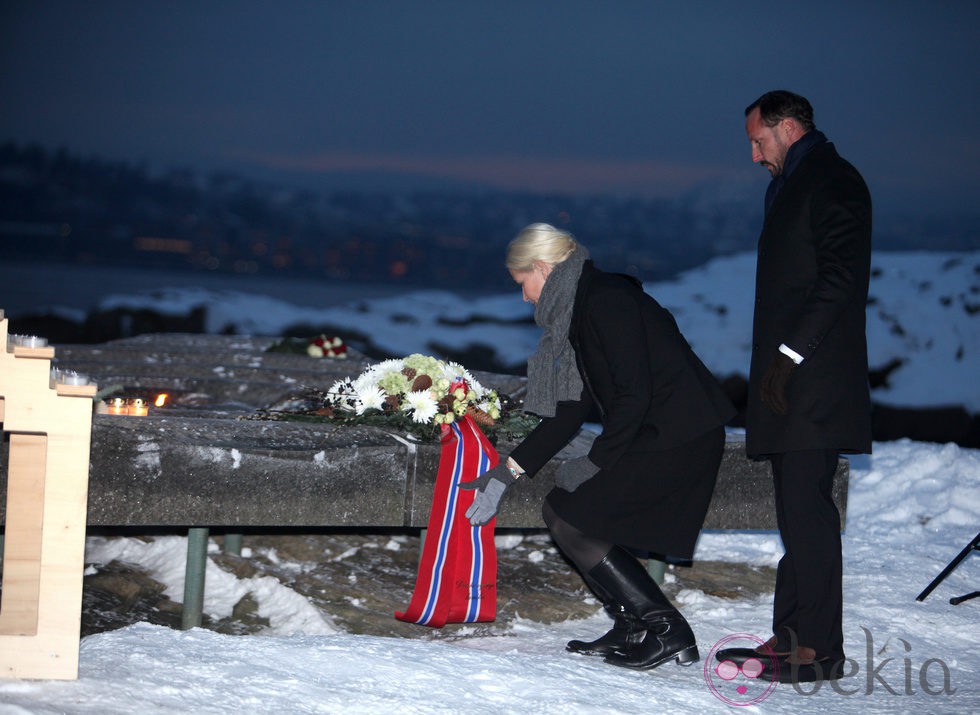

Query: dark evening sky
[2,1,979,216]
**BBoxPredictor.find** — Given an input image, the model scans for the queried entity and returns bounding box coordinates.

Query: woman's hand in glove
[555,457,600,492]
[458,462,516,526]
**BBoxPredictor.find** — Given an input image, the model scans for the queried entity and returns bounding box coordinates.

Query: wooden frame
[0,310,96,680]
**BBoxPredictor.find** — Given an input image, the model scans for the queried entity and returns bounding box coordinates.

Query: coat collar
[764,130,828,218]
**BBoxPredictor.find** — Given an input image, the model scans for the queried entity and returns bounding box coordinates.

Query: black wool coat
[509,262,736,556]
[747,141,873,458]
[511,262,735,476]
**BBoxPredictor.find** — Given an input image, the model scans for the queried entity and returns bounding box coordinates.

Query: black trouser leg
[771,457,798,650]
[770,449,843,659]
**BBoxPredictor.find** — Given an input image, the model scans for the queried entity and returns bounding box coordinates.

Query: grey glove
[555,457,600,492]
[459,462,516,526]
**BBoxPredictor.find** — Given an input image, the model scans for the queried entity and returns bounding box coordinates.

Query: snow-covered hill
[97,250,980,412]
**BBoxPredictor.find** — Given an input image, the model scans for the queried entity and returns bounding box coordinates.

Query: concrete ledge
[0,418,847,531]
[0,334,848,532]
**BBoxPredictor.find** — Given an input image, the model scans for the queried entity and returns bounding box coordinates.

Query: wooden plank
[0,313,96,680]
[0,434,46,636]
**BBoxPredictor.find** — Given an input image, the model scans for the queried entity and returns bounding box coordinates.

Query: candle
[9,334,48,348]
[59,370,89,386]
[107,397,128,415]
[130,398,149,417]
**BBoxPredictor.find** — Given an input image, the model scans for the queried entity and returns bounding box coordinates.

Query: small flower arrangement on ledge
[307,335,348,359]
[326,353,501,427]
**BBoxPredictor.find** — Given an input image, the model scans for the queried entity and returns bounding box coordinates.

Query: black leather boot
[566,603,645,656]
[586,546,699,670]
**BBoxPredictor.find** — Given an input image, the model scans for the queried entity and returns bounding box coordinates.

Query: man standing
[720,90,872,683]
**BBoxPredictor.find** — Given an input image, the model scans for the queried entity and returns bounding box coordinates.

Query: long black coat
[747,141,873,458]
[510,262,735,557]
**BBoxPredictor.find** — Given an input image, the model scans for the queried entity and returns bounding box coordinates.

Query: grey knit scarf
[523,247,589,417]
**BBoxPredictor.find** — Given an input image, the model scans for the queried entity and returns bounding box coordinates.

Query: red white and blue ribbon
[395,414,498,626]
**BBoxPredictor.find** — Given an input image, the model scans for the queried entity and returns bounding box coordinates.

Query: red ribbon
[395,414,498,626]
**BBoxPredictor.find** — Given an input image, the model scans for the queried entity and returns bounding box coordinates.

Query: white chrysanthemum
[478,391,501,415]
[444,361,465,379]
[355,386,386,414]
[352,373,374,395]
[466,372,486,396]
[328,378,351,396]
[327,378,357,410]
[404,390,439,424]
[354,359,402,389]
[352,367,387,396]
[446,362,485,396]
[374,358,406,373]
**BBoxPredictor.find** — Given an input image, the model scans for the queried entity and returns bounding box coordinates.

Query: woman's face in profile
[509,262,552,304]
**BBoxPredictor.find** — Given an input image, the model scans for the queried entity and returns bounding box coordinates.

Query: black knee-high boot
[586,546,699,670]
[566,573,646,656]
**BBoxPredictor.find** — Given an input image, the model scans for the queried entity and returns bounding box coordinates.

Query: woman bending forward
[462,223,735,670]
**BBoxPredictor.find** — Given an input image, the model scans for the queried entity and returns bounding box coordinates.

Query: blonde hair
[506,223,579,272]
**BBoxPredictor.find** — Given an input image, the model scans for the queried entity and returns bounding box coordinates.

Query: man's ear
[781,117,806,143]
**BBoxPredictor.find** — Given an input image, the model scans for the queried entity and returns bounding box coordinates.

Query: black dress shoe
[757,649,847,683]
[716,634,788,666]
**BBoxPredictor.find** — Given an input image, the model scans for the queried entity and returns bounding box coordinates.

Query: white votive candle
[16,335,48,348]
[60,370,89,386]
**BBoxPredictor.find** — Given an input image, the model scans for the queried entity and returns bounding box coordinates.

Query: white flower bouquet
[327,353,501,427]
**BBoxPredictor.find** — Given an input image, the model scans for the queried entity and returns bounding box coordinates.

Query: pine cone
[411,374,433,392]
[467,405,495,426]
[437,395,455,412]
[401,367,417,380]
[383,394,401,413]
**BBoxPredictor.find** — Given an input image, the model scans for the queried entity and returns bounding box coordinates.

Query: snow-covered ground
[0,439,976,713]
[1,250,978,712]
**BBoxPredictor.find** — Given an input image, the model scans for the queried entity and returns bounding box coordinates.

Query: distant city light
[134,236,193,254]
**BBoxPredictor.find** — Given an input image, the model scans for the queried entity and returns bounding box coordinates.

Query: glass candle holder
[59,370,89,386]
[10,334,48,348]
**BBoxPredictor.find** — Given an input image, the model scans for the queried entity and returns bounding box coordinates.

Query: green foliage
[250,401,539,445]
[264,337,312,355]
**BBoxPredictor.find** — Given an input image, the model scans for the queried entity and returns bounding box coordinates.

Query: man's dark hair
[745,90,816,132]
